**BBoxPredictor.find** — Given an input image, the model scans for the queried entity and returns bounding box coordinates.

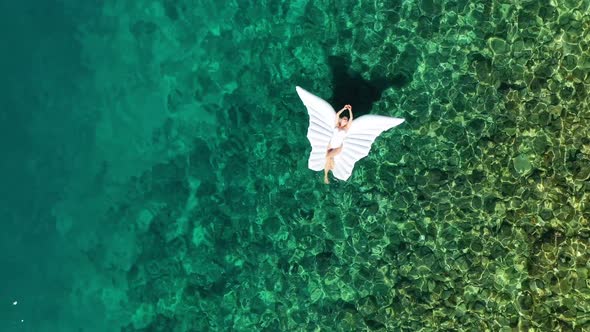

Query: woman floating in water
[324,104,352,183]
[295,86,405,184]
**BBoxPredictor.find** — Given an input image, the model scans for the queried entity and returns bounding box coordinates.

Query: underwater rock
[575,165,590,181]
[136,208,155,233]
[513,154,533,176]
[131,303,156,329]
[488,37,509,55]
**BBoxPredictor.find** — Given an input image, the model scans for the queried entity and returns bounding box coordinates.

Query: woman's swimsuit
[329,127,347,149]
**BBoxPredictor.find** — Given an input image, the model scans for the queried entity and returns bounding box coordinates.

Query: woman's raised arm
[345,105,353,129]
[335,106,347,126]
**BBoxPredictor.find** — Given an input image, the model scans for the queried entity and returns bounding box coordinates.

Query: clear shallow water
[1,0,590,331]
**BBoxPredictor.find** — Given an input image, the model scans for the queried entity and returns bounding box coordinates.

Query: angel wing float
[296,86,405,181]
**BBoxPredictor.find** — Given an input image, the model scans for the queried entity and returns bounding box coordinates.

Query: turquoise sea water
[2,0,590,331]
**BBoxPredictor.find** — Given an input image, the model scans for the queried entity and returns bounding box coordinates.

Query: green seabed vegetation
[44,0,590,331]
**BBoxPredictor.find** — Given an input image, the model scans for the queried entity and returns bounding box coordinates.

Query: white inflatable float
[296,86,405,181]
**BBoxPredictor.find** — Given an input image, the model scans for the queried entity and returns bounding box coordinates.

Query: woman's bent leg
[326,147,342,158]
[324,147,342,184]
